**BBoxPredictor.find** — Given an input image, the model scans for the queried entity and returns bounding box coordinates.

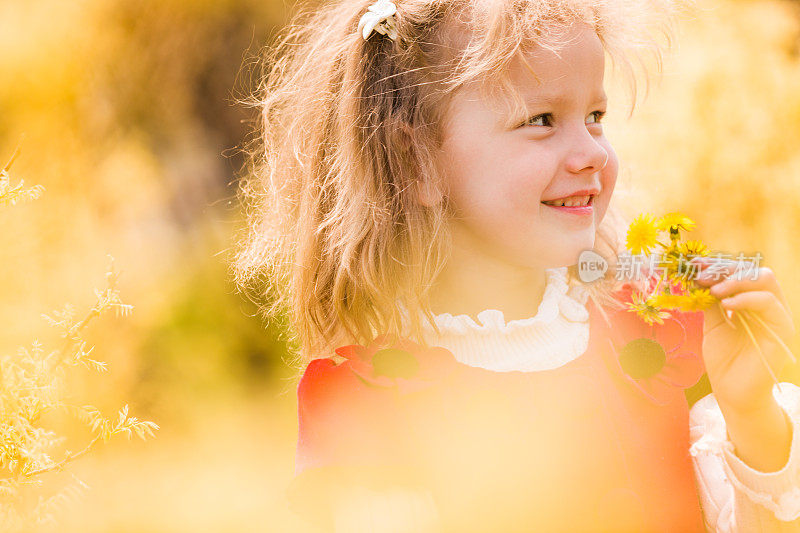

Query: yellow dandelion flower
[626,291,672,325]
[677,240,710,258]
[666,241,710,287]
[660,247,704,289]
[680,288,716,311]
[626,213,660,255]
[651,293,690,310]
[656,212,696,233]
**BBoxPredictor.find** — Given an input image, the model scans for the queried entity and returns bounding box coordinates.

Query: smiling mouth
[541,195,595,207]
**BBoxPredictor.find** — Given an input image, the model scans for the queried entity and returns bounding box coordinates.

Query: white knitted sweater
[331,267,800,532]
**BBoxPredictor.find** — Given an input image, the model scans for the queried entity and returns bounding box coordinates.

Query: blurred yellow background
[0,0,799,531]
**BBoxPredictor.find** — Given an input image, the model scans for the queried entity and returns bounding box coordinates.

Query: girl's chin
[539,235,596,266]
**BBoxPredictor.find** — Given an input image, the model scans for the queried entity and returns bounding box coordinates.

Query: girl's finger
[720,290,795,337]
[701,293,733,336]
[687,258,796,331]
[699,265,793,323]
[707,266,778,297]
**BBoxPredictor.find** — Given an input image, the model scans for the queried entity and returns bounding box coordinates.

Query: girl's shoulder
[298,334,461,397]
[295,334,462,464]
[292,335,453,528]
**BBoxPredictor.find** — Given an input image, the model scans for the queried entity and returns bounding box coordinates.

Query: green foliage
[136,247,292,419]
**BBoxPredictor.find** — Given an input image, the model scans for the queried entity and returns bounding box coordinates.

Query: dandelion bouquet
[622,212,796,391]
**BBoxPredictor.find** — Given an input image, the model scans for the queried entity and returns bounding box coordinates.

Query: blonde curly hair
[231,0,688,366]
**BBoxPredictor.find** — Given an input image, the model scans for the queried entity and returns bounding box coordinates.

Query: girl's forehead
[472,29,605,98]
[514,25,604,75]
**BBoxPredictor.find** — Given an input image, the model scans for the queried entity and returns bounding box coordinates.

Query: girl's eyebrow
[522,93,568,105]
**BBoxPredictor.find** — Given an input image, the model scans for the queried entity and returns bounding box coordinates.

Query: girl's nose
[564,128,609,175]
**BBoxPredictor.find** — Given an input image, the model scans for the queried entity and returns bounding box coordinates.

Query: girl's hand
[692,258,796,414]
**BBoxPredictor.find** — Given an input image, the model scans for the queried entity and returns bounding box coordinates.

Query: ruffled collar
[330,267,705,406]
[423,267,589,334]
[418,267,594,373]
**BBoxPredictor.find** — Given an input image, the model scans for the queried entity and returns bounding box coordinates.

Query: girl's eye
[586,110,606,124]
[522,113,553,128]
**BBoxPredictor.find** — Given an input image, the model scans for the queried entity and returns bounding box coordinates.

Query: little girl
[233,0,800,531]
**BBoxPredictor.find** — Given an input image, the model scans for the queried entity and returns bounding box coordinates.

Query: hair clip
[358,0,399,41]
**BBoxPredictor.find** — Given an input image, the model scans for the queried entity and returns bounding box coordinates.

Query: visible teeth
[544,195,591,207]
[565,195,589,207]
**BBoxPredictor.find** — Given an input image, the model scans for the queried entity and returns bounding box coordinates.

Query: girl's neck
[428,229,549,323]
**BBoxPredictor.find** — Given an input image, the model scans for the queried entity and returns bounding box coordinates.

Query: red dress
[288,283,709,532]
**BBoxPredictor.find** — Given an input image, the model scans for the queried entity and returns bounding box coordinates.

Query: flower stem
[741,310,797,365]
[735,312,783,395]
[649,271,666,299]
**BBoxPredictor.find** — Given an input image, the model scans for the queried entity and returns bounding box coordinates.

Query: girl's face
[433,23,617,270]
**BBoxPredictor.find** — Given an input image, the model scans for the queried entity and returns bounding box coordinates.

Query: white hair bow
[358,0,399,41]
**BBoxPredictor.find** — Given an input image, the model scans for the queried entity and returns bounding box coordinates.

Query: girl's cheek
[599,142,619,190]
[594,142,619,220]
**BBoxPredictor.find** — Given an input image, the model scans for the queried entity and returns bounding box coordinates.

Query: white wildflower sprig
[0,146,45,207]
[41,255,134,373]
[0,160,158,530]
